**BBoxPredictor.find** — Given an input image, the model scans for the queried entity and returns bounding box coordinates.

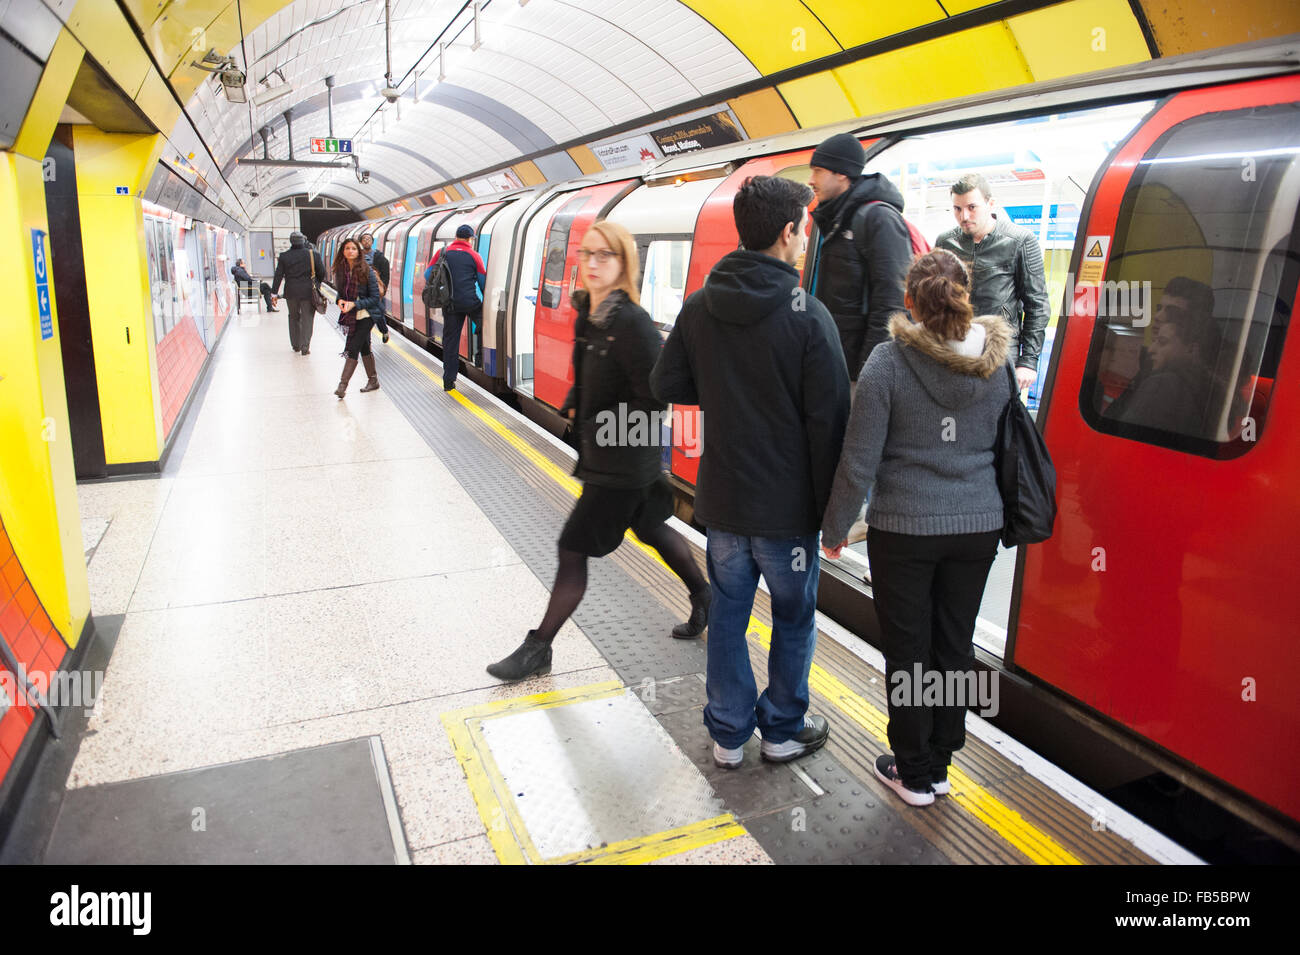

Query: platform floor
[18,304,1198,865]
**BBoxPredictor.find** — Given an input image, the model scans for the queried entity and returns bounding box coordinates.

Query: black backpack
[994,364,1057,547]
[422,256,455,309]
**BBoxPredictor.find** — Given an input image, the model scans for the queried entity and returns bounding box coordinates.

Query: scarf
[588,289,626,329]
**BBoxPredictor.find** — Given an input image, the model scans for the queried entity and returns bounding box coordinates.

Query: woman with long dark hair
[486,220,710,682]
[332,238,383,398]
[821,249,1013,807]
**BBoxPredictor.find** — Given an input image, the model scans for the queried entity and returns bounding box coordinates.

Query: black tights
[533,524,708,643]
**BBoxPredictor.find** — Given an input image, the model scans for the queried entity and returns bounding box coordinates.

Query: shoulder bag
[994,364,1057,547]
[309,251,328,314]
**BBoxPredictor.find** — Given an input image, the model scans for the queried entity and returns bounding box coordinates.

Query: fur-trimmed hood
[888,313,1012,410]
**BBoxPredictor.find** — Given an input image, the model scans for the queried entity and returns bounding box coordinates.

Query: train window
[864,104,1154,332]
[640,238,691,332]
[1080,103,1300,457]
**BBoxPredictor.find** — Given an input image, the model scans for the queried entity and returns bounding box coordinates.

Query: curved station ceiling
[20,0,1296,225]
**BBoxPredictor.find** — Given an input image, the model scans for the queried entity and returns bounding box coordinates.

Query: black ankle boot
[486,631,553,682]
[672,588,711,639]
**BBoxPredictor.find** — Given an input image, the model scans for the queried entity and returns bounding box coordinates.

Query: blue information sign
[32,229,52,341]
[115,186,129,195]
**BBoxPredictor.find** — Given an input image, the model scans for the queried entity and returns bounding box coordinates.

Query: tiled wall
[0,517,69,783]
[155,317,208,438]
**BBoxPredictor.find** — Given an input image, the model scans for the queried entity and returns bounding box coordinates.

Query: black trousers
[866,526,1000,789]
[286,298,314,351]
[441,305,481,387]
[343,317,374,359]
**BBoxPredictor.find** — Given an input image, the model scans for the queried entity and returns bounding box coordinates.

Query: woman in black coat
[332,238,383,397]
[487,221,709,681]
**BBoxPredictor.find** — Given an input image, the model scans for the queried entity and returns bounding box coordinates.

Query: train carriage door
[532,180,637,410]
[411,211,455,338]
[605,175,730,475]
[667,148,827,491]
[513,192,573,397]
[1014,76,1300,823]
[850,107,1151,652]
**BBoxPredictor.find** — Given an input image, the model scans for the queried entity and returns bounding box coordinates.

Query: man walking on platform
[425,225,486,390]
[271,231,326,355]
[935,174,1050,393]
[652,175,850,770]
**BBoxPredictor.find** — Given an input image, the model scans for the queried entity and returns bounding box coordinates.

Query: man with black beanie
[809,132,913,382]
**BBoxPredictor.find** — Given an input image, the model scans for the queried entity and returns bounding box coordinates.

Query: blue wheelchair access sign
[32,229,52,341]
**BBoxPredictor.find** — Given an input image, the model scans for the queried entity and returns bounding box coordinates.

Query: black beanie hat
[811,133,865,179]
[456,224,474,239]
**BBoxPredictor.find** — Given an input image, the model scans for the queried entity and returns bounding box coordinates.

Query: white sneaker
[713,741,743,769]
[931,777,951,796]
[874,755,935,807]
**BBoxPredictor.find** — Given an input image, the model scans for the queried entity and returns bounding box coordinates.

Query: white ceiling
[179,0,758,216]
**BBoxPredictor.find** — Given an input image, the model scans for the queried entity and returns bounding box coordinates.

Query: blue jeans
[703,530,820,748]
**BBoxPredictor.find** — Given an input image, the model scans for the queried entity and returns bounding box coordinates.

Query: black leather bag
[309,251,328,314]
[994,364,1057,547]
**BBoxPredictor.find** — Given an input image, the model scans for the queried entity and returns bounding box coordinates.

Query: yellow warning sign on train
[1077,235,1111,286]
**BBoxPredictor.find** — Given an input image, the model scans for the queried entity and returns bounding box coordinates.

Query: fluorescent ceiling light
[253,84,294,107]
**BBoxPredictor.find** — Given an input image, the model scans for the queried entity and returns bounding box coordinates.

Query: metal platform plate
[43,737,408,864]
[442,681,745,864]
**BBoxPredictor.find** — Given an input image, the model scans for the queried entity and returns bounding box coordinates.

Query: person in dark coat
[425,225,486,389]
[486,220,709,683]
[331,238,383,397]
[271,233,326,354]
[652,175,850,770]
[809,132,913,382]
[360,233,391,344]
[934,173,1050,393]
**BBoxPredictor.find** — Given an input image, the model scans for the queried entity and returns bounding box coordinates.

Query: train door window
[1080,103,1300,457]
[864,103,1154,357]
[515,193,579,394]
[640,238,691,333]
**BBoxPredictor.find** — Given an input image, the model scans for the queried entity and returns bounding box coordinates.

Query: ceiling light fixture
[253,68,293,107]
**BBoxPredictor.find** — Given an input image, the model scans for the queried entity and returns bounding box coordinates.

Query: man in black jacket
[271,232,326,355]
[808,133,913,382]
[936,173,1050,392]
[651,175,849,770]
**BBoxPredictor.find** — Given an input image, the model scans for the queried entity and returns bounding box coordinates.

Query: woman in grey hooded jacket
[822,249,1013,807]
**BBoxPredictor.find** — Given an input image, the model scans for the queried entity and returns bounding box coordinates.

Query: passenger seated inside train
[1103,281,1219,436]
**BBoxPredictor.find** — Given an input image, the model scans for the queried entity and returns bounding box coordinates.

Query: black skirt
[558,477,674,557]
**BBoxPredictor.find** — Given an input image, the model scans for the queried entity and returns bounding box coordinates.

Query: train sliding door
[1014,75,1300,823]
[858,106,1152,654]
[531,181,636,411]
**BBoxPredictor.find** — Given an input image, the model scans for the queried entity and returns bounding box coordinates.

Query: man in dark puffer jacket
[809,132,914,382]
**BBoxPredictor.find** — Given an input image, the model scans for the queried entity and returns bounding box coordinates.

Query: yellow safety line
[403,344,1082,865]
[547,815,747,865]
[745,616,1082,865]
[440,680,746,865]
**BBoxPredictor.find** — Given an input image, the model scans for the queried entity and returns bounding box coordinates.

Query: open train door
[531,180,636,411]
[1011,75,1300,824]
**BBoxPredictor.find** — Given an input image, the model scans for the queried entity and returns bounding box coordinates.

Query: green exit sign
[310,138,353,154]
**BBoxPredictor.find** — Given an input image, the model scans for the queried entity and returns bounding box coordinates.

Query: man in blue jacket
[651,176,850,769]
[425,225,486,390]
